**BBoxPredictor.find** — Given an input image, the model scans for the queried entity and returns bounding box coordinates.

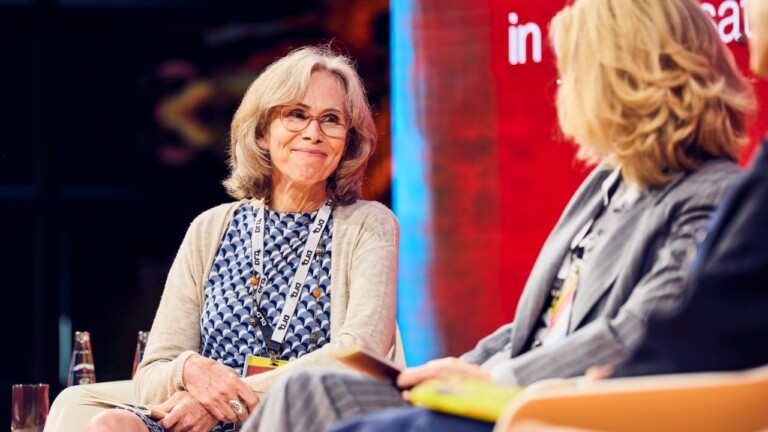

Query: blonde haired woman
[240,1,756,431]
[86,46,402,432]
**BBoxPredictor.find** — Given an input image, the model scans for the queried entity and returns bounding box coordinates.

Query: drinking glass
[10,384,49,432]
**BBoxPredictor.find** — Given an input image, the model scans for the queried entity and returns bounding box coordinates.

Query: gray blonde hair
[550,0,755,188]
[224,46,377,205]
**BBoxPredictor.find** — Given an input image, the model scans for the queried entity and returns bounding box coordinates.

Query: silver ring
[229,399,244,415]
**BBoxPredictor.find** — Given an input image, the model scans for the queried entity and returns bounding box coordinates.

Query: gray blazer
[460,159,742,386]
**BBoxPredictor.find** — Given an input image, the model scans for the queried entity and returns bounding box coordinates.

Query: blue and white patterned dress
[136,204,333,432]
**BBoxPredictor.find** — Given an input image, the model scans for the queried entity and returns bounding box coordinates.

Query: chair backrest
[494,365,768,432]
[44,380,135,432]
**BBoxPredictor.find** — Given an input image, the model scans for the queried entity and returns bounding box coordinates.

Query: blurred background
[1,0,766,428]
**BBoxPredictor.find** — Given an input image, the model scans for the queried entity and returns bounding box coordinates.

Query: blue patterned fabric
[136,204,333,432]
[116,406,163,432]
[201,204,333,369]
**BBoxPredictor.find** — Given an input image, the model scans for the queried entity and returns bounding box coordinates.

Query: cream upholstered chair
[44,380,135,432]
[493,365,768,432]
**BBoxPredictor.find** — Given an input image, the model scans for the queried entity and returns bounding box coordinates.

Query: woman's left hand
[181,354,258,423]
[396,356,491,398]
[156,391,218,432]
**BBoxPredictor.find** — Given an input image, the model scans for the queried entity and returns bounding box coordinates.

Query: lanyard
[545,167,623,344]
[569,166,622,258]
[250,202,331,356]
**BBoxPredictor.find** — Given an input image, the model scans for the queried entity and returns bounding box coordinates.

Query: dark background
[0,0,390,427]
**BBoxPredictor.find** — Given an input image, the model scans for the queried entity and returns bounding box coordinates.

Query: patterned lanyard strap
[249,201,332,358]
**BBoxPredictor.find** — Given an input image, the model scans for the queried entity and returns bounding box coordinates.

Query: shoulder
[680,158,742,188]
[190,201,243,231]
[572,164,614,198]
[334,200,399,245]
[167,201,248,283]
[557,164,614,219]
[334,200,398,227]
[186,200,251,242]
[658,159,743,205]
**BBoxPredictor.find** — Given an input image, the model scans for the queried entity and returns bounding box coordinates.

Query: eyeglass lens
[280,107,347,138]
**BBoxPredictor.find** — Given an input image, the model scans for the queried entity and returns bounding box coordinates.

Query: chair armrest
[494,365,768,432]
[44,380,135,432]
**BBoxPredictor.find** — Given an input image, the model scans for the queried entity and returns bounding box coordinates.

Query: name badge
[242,354,288,377]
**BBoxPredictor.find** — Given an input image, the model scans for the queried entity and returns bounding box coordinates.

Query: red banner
[406,0,768,356]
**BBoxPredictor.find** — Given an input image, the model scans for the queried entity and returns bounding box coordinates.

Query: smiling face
[264,70,348,193]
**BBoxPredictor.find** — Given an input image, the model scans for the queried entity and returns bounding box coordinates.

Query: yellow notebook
[409,378,524,423]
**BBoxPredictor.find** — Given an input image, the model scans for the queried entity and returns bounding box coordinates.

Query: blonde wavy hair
[550,0,755,188]
[224,46,377,205]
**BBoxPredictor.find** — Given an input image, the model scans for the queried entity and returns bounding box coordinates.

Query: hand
[181,354,259,423]
[156,391,218,432]
[584,365,614,382]
[397,357,491,391]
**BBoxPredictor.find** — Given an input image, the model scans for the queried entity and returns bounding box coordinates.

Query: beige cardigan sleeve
[134,203,237,404]
[134,200,401,403]
[242,201,400,398]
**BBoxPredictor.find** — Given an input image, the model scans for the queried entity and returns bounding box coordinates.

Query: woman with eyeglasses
[86,46,403,432]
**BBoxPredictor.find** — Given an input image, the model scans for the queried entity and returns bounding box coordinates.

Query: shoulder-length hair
[550,0,755,188]
[224,46,377,205]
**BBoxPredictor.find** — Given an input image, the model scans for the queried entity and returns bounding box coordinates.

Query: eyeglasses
[279,106,349,138]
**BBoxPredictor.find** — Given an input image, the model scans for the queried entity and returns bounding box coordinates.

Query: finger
[235,384,259,412]
[192,407,220,432]
[397,365,436,389]
[214,404,239,424]
[219,372,250,400]
[201,398,232,424]
[213,397,239,424]
[171,395,218,432]
[148,404,169,421]
[197,377,246,423]
[428,356,457,365]
[401,390,411,402]
[165,419,190,432]
[157,409,179,430]
[585,365,614,382]
[227,397,250,423]
[155,400,175,414]
[156,390,185,413]
[462,364,492,381]
[223,376,253,422]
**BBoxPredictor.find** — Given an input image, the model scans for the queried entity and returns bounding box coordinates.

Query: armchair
[494,365,768,432]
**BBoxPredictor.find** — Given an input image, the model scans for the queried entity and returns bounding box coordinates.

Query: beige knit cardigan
[134,199,404,403]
